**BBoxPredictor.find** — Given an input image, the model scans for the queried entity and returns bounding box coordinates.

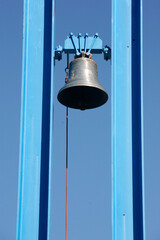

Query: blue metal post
[16,0,55,239]
[112,0,145,239]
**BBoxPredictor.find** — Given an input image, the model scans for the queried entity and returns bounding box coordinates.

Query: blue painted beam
[16,0,55,239]
[112,0,145,239]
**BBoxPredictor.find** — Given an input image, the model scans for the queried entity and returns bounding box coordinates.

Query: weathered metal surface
[58,57,108,110]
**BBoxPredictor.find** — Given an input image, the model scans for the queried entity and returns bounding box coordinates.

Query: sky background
[0,0,160,239]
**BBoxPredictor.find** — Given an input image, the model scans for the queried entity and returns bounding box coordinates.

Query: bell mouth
[57,85,108,110]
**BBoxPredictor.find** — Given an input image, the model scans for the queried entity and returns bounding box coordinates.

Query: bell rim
[58,79,107,93]
[57,85,108,110]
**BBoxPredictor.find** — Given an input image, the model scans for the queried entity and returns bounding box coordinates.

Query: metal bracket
[54,33,111,61]
[103,45,111,61]
[55,45,63,61]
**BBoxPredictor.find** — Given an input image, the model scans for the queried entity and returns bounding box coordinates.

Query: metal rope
[65,107,68,240]
[65,54,69,240]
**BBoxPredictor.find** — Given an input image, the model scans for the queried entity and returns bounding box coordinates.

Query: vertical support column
[16,0,55,239]
[112,0,145,239]
[112,0,133,238]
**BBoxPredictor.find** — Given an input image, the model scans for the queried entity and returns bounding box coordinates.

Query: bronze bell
[57,56,108,110]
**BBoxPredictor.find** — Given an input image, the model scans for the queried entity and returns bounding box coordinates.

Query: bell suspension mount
[54,33,111,61]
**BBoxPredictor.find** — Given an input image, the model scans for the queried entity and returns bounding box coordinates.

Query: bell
[57,57,108,110]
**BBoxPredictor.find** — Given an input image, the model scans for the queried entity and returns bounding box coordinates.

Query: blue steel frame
[112,0,145,239]
[16,0,55,239]
[16,0,145,239]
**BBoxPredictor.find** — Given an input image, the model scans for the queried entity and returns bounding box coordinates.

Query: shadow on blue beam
[38,0,53,239]
[132,0,145,239]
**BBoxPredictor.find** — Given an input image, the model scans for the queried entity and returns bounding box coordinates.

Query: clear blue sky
[0,0,160,239]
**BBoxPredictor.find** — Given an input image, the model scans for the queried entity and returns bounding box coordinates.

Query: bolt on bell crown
[57,56,108,110]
